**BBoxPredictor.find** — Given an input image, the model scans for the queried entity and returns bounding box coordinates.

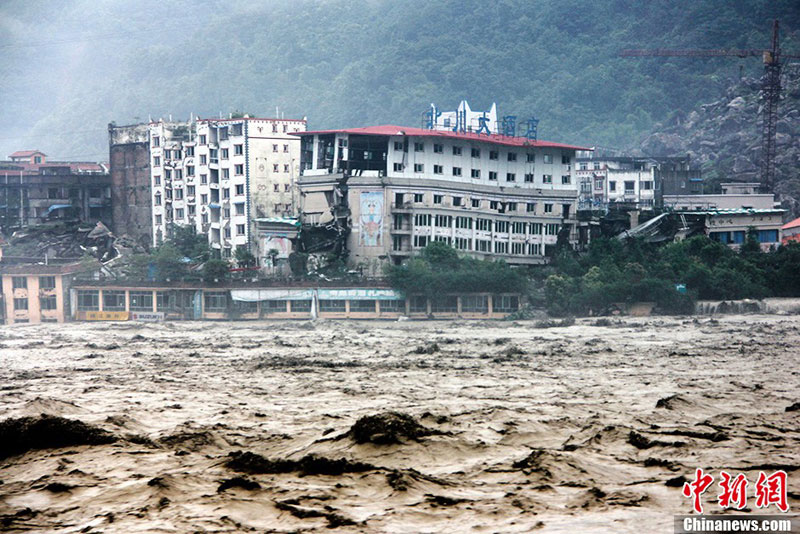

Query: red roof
[9,150,46,158]
[782,216,800,230]
[294,125,592,151]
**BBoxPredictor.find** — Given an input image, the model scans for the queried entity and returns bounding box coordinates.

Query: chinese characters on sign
[682,468,789,514]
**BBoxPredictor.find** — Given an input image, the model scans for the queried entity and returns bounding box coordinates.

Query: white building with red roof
[294,119,591,274]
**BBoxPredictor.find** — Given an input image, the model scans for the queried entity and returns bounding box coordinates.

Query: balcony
[390,202,413,213]
[390,225,412,234]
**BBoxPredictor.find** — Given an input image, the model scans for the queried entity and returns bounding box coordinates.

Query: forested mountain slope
[0,0,798,161]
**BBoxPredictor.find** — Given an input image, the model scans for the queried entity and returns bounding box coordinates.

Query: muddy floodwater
[0,315,798,533]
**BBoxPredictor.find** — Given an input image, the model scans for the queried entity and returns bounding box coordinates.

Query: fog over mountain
[1,0,798,161]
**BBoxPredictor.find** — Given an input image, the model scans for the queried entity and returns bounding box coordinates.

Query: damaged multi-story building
[1,150,111,232]
[147,116,306,261]
[295,103,589,276]
[109,123,153,249]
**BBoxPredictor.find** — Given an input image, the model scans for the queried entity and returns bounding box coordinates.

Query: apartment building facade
[296,125,588,275]
[148,116,306,261]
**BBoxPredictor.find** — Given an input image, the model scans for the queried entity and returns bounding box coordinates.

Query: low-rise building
[0,260,100,324]
[663,183,776,211]
[684,208,785,250]
[296,122,589,275]
[781,217,800,245]
[575,155,700,211]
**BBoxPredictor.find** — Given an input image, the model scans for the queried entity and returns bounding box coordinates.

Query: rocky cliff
[640,67,800,217]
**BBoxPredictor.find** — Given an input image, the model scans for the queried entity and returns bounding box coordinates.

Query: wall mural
[359,191,383,247]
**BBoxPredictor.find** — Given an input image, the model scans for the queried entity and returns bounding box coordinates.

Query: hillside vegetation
[1,0,798,160]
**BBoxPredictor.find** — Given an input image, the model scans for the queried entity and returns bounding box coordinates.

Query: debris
[349,412,431,444]
[0,414,117,460]
[225,451,376,476]
[217,476,261,492]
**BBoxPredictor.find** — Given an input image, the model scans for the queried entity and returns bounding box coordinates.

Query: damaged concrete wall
[109,123,152,249]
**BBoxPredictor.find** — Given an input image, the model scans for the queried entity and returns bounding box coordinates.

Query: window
[221,148,229,160]
[527,203,536,213]
[512,242,524,255]
[201,174,208,184]
[175,208,184,219]
[506,173,516,182]
[380,299,405,313]
[187,185,195,196]
[453,196,462,207]
[175,189,184,200]
[222,168,230,180]
[489,150,499,160]
[199,135,207,145]
[507,152,517,162]
[201,194,208,204]
[494,241,508,254]
[235,203,244,215]
[433,143,443,153]
[155,215,162,225]
[524,173,534,183]
[39,276,56,290]
[462,295,488,313]
[452,167,462,177]
[452,146,462,155]
[435,214,452,227]
[528,242,542,255]
[412,234,430,248]
[546,223,560,235]
[642,181,653,190]
[414,163,424,173]
[77,290,99,311]
[48,187,60,199]
[237,224,246,235]
[454,237,471,250]
[188,205,196,216]
[477,218,491,231]
[223,188,230,199]
[273,144,278,153]
[471,169,480,178]
[594,162,601,170]
[455,216,472,229]
[414,213,431,226]
[234,144,243,155]
[283,144,289,153]
[543,154,553,164]
[290,300,311,313]
[490,200,499,210]
[272,124,278,133]
[350,300,376,313]
[283,164,289,173]
[471,148,481,158]
[152,137,160,147]
[544,203,553,213]
[471,198,480,208]
[507,202,517,212]
[495,220,509,233]
[273,164,279,173]
[320,299,346,312]
[489,171,497,181]
[433,164,443,174]
[154,175,161,186]
[609,181,617,192]
[103,290,126,311]
[431,296,458,314]
[562,175,571,184]
[414,193,423,203]
[543,174,552,184]
[153,156,160,167]
[394,141,404,151]
[261,300,286,314]
[40,295,57,310]
[393,163,403,172]
[187,166,195,176]
[12,277,27,289]
[527,153,535,163]
[562,155,571,164]
[512,222,526,234]
[235,184,244,195]
[204,291,227,311]
[475,239,491,252]
[624,181,635,193]
[235,164,244,175]
[14,298,28,310]
[493,295,519,313]
[414,142,424,152]
[530,222,543,234]
[433,194,443,204]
